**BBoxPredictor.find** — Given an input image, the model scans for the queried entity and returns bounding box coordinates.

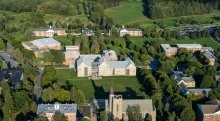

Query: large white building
[22,38,61,57]
[76,55,136,77]
[33,27,66,37]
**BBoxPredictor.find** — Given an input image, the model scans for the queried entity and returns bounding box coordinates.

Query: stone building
[119,26,142,37]
[37,103,77,121]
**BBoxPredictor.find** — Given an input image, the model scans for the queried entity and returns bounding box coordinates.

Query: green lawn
[105,1,150,25]
[54,36,73,46]
[54,69,146,100]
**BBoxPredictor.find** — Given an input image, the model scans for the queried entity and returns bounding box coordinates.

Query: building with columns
[33,26,66,37]
[37,103,77,121]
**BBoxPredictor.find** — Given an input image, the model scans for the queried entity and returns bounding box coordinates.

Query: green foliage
[0,38,5,50]
[200,75,216,88]
[53,113,68,121]
[147,0,214,19]
[99,111,107,121]
[126,105,143,121]
[71,87,86,105]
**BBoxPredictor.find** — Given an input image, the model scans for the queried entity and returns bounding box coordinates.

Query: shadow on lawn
[91,80,144,99]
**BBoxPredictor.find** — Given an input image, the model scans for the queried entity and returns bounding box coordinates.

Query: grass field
[54,69,146,100]
[105,1,220,29]
[105,1,150,25]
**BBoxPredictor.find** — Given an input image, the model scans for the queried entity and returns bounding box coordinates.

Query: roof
[65,46,79,51]
[0,68,23,88]
[65,51,80,59]
[198,99,220,114]
[82,28,94,34]
[188,88,211,94]
[122,99,155,113]
[77,55,135,68]
[176,44,202,49]
[31,38,60,48]
[204,51,217,60]
[181,76,195,82]
[102,50,118,60]
[201,47,214,52]
[198,105,220,114]
[160,44,178,52]
[37,103,77,114]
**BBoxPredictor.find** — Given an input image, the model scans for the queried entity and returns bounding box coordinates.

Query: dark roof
[82,28,94,34]
[0,68,23,88]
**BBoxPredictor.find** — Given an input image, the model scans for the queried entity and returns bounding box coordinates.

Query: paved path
[0,52,19,68]
[33,68,43,102]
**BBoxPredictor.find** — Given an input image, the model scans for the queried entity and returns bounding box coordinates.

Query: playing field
[54,69,146,100]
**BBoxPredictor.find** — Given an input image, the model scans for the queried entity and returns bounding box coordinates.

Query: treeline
[146,0,220,19]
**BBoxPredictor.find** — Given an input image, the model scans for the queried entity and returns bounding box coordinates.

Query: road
[0,52,19,68]
[33,68,43,103]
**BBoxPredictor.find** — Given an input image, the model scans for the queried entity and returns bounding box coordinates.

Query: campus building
[64,46,80,68]
[76,55,136,77]
[204,50,217,66]
[119,26,142,37]
[160,44,178,57]
[33,27,66,37]
[92,87,156,121]
[22,38,61,57]
[37,103,77,121]
[176,44,202,52]
[101,50,118,61]
[197,99,220,121]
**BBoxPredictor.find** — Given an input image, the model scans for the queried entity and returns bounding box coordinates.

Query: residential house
[76,55,136,77]
[37,103,77,121]
[160,44,177,57]
[33,26,66,37]
[215,71,220,82]
[0,68,23,88]
[119,26,142,37]
[82,28,95,36]
[197,99,220,121]
[92,87,156,121]
[22,38,61,57]
[101,50,118,61]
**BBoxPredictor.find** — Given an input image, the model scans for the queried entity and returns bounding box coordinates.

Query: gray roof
[188,88,211,94]
[204,51,217,60]
[31,38,60,48]
[37,103,77,114]
[77,55,134,68]
[122,99,155,113]
[198,99,220,114]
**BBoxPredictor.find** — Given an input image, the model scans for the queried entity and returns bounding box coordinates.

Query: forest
[146,0,220,19]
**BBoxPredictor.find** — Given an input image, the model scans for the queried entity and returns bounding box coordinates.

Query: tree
[126,105,142,121]
[0,38,5,50]
[200,75,216,88]
[34,116,48,121]
[2,82,14,121]
[50,50,64,65]
[71,87,86,105]
[99,111,107,121]
[180,107,195,121]
[53,113,68,121]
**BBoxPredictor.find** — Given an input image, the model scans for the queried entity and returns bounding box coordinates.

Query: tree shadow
[91,79,144,99]
[15,111,37,121]
[142,0,150,17]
